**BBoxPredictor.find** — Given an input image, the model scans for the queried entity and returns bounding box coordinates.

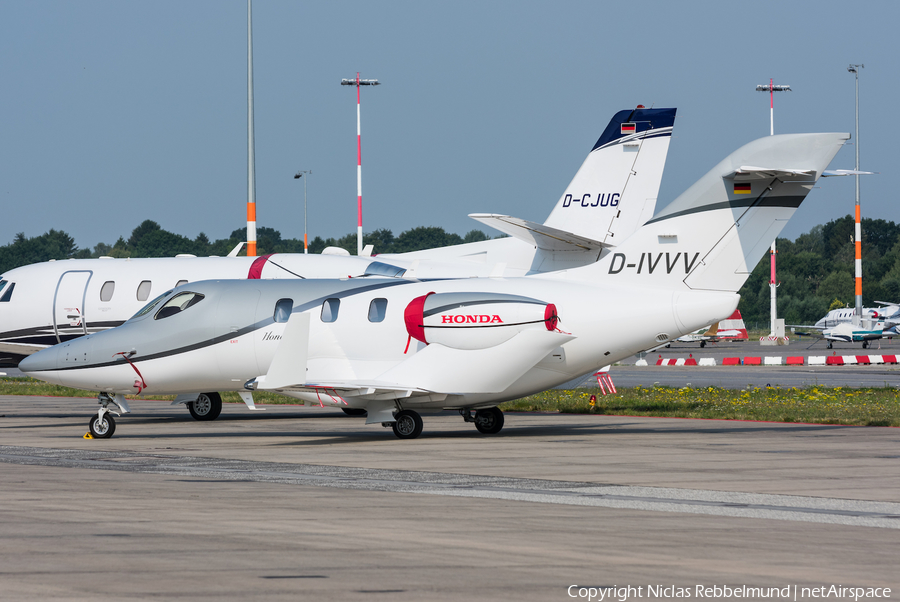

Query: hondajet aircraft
[2,105,675,390]
[19,132,848,439]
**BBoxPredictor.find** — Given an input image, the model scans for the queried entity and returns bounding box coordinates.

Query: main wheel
[862,340,869,349]
[341,407,368,417]
[474,407,504,435]
[88,413,116,438]
[188,392,222,421]
[391,410,423,439]
[827,341,833,349]
[700,341,706,348]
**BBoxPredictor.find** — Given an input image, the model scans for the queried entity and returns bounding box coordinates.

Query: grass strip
[501,385,900,427]
[2,378,897,427]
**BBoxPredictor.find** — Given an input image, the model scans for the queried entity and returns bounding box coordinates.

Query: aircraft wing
[253,327,575,396]
[469,214,611,252]
[724,166,816,180]
[0,341,46,356]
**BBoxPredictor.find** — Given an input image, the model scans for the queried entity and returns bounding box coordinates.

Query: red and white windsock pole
[756,80,791,335]
[849,64,864,321]
[246,0,257,257]
[341,74,380,255]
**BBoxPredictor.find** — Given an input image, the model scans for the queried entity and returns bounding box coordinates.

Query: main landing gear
[461,407,505,435]
[187,392,222,421]
[382,407,506,440]
[391,410,424,439]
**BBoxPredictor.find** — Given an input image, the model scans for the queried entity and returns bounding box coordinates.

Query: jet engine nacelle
[404,292,558,350]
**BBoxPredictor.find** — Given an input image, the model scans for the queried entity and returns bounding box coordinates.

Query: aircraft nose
[18,345,60,375]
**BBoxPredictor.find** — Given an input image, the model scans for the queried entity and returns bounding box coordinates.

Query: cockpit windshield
[154,292,205,320]
[131,290,173,319]
[363,261,407,278]
[0,281,15,303]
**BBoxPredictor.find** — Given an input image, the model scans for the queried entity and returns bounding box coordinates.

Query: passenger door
[53,271,92,343]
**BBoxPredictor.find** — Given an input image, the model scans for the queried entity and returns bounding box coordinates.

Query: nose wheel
[88,412,116,438]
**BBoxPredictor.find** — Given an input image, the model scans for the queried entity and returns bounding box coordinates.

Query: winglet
[228,242,246,257]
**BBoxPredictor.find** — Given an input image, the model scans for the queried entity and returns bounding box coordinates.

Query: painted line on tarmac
[2,445,899,529]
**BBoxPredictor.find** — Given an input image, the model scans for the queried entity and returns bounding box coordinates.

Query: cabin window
[0,282,14,303]
[132,290,172,319]
[368,298,388,322]
[136,280,152,301]
[274,298,293,323]
[321,298,340,323]
[100,281,115,302]
[175,280,188,288]
[155,292,205,320]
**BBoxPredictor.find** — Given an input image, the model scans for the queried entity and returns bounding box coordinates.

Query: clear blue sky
[1,0,896,251]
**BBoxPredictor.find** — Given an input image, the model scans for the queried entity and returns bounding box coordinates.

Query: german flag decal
[733,183,752,195]
[621,123,636,134]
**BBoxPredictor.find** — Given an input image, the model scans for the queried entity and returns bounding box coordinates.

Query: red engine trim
[544,303,559,331]
[404,292,435,344]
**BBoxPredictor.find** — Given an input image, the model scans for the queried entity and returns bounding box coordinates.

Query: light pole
[755,80,791,338]
[341,74,380,255]
[848,64,864,322]
[293,170,311,254]
[755,80,791,135]
[246,0,257,256]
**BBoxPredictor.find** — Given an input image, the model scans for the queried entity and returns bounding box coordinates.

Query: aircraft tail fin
[543,107,676,246]
[702,323,719,338]
[571,133,848,293]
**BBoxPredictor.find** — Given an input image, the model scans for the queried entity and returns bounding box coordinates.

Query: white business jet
[19,132,848,439]
[2,105,676,396]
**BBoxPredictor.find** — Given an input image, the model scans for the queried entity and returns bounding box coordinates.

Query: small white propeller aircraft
[19,132,849,439]
[1,106,676,388]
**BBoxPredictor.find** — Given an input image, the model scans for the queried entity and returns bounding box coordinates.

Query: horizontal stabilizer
[470,214,611,252]
[725,166,815,180]
[257,311,310,390]
[822,169,877,176]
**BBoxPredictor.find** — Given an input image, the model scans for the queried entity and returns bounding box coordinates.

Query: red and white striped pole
[849,64,864,321]
[356,73,362,255]
[342,74,379,256]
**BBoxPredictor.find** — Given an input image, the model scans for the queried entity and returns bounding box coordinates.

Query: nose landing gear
[87,392,131,439]
[88,411,115,438]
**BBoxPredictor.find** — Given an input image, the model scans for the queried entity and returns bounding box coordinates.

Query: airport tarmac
[0,395,897,600]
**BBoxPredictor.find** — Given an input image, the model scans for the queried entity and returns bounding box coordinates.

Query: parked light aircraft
[676,323,720,347]
[1,105,676,386]
[790,302,898,348]
[19,133,848,439]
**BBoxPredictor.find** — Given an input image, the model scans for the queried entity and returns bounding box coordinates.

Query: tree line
[0,220,491,274]
[3,215,899,326]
